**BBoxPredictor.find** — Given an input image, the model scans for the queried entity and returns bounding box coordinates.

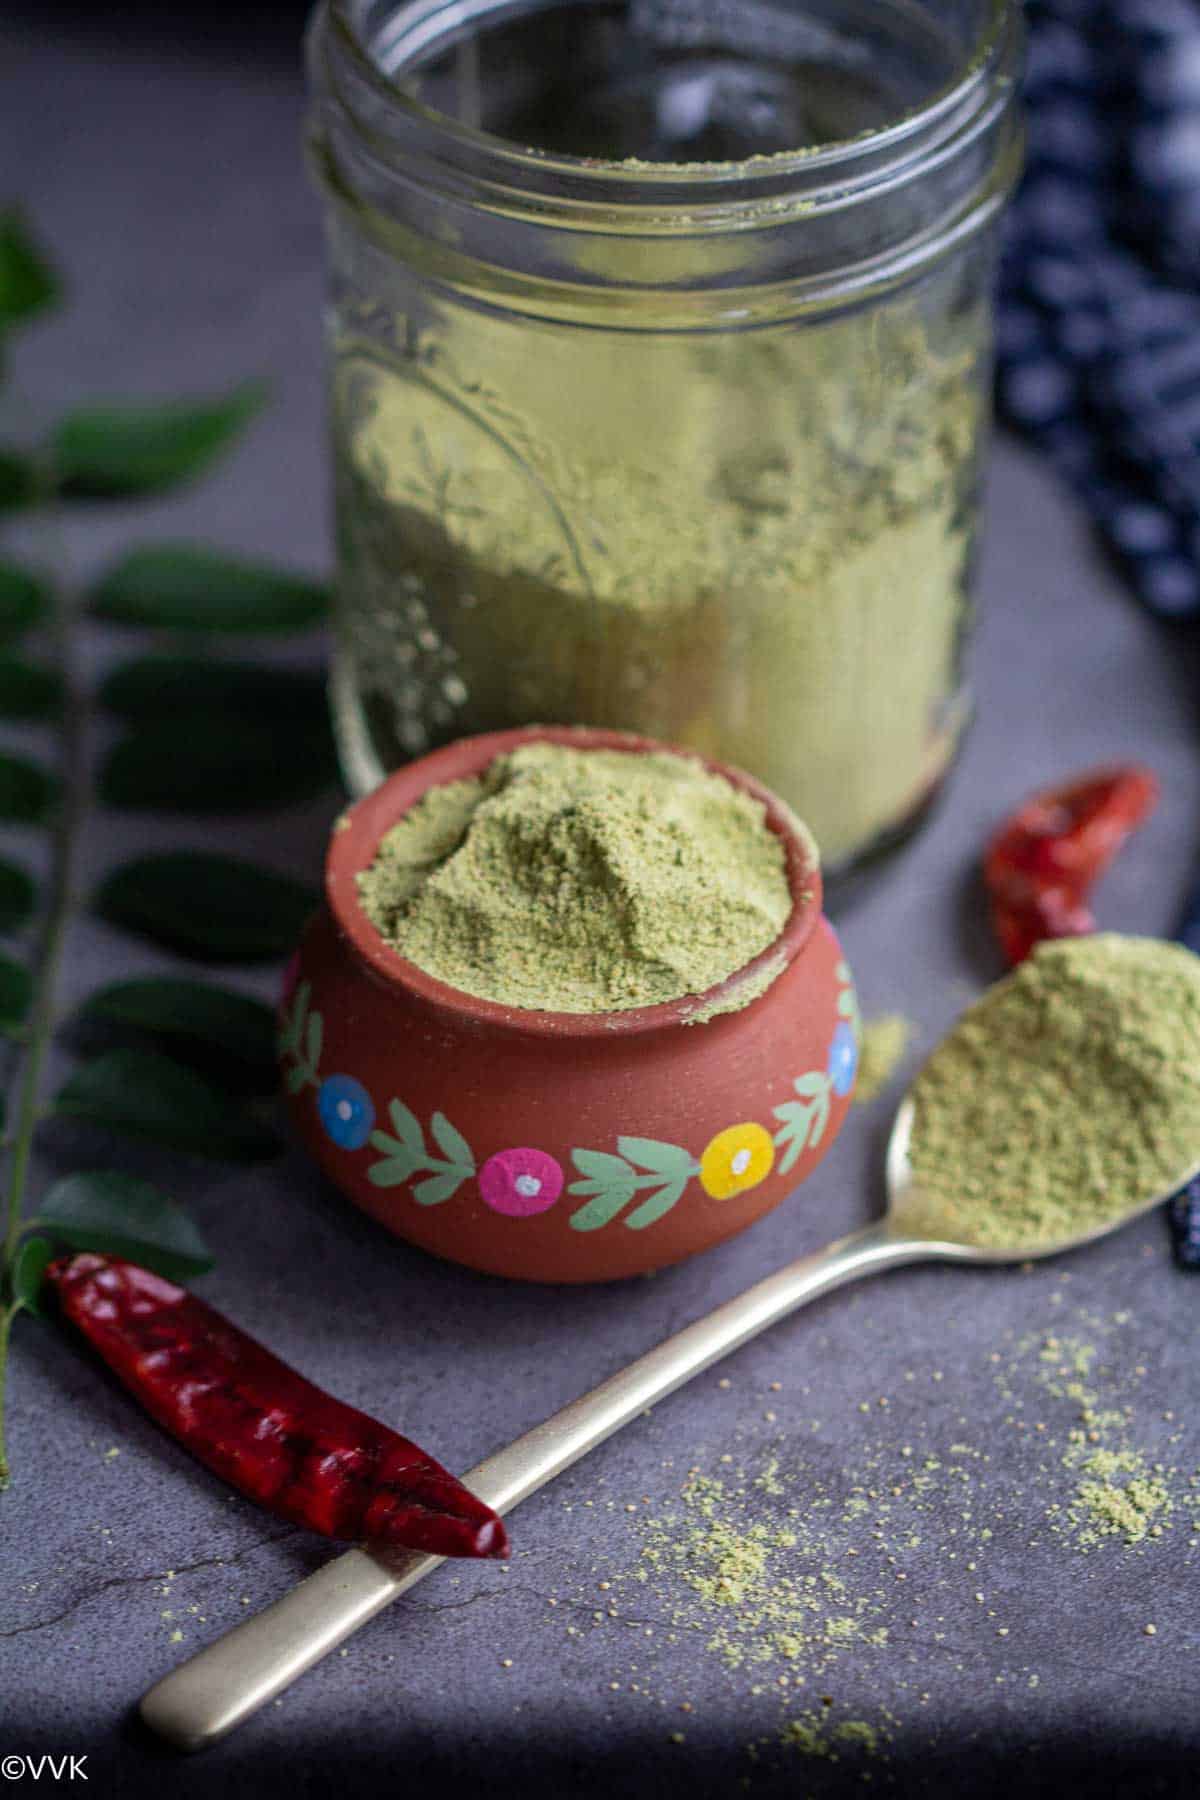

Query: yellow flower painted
[699,1122,776,1200]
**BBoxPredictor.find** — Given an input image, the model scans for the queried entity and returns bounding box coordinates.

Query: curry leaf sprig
[0,210,333,1484]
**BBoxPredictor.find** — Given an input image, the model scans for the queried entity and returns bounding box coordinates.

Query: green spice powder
[907,935,1200,1249]
[853,1012,913,1105]
[357,741,794,1014]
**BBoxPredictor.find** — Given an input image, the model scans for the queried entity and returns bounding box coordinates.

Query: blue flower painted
[318,1075,375,1150]
[827,1020,858,1097]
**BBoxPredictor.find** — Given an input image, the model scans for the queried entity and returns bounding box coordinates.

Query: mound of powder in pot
[356,741,798,1014]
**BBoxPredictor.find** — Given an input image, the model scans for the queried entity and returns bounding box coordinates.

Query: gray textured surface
[2,10,1200,1796]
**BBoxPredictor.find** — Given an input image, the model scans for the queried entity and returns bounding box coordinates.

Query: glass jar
[307,0,1022,876]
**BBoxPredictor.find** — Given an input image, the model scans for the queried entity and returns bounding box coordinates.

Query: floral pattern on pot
[827,1020,859,1098]
[367,1099,476,1206]
[318,1074,375,1150]
[479,1149,564,1218]
[698,1123,776,1200]
[280,960,862,1235]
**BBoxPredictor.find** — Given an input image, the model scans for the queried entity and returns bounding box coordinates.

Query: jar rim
[320,0,1017,204]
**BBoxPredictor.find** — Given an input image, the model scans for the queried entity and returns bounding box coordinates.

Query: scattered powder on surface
[548,1297,1186,1779]
[776,1712,882,1761]
[906,936,1200,1249]
[357,741,794,1013]
[853,1014,913,1105]
[1025,1332,1174,1548]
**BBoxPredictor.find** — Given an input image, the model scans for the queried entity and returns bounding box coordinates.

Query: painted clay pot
[281,725,859,1283]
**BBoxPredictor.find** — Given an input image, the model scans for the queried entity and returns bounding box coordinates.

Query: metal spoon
[140,1098,1188,1751]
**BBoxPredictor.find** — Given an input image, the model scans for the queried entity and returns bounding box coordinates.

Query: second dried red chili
[983,764,1159,966]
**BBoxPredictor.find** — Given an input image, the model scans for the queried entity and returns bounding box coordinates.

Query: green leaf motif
[568,1179,639,1233]
[624,1177,690,1232]
[100,720,335,815]
[100,655,328,724]
[95,852,318,961]
[53,1048,277,1162]
[412,1169,470,1207]
[386,1098,424,1152]
[0,563,48,641]
[773,1072,832,1175]
[0,657,62,719]
[305,1009,324,1073]
[366,1144,423,1188]
[79,977,278,1085]
[0,857,34,932]
[278,979,310,1059]
[0,211,60,330]
[430,1111,474,1173]
[0,752,58,823]
[571,1148,635,1185]
[792,1072,829,1100]
[10,1236,54,1318]
[285,1062,311,1096]
[90,544,329,634]
[0,951,31,1031]
[54,380,267,498]
[36,1171,213,1281]
[616,1136,696,1179]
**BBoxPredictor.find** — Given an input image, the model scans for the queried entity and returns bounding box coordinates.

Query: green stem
[0,563,87,1486]
[0,1304,16,1489]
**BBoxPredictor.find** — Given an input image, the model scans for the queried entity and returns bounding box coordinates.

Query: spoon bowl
[884,1096,1200,1263]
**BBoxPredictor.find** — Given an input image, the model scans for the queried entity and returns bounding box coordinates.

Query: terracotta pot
[281,725,859,1282]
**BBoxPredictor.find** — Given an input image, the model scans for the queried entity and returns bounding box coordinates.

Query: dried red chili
[983,764,1159,966]
[47,1254,508,1560]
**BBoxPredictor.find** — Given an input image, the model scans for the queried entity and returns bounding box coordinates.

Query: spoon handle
[140,1220,929,1750]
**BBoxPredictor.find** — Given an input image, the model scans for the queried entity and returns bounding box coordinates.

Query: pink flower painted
[479,1148,564,1218]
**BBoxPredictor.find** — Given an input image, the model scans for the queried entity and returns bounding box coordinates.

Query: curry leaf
[0,563,47,639]
[35,1171,213,1281]
[99,656,327,723]
[78,978,278,1083]
[0,752,58,823]
[94,852,318,961]
[52,1048,278,1161]
[90,545,329,634]
[0,658,62,719]
[0,952,31,1031]
[10,1236,54,1318]
[0,212,60,331]
[0,451,37,512]
[0,858,34,932]
[100,720,335,814]
[53,380,267,498]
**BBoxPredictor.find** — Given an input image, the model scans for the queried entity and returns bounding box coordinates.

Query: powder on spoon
[906,935,1200,1249]
[356,741,796,1013]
